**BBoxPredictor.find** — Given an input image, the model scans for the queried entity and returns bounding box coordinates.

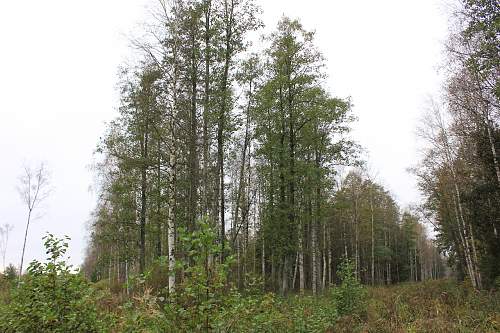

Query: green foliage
[213,291,338,333]
[114,218,341,332]
[0,234,111,333]
[163,217,232,331]
[77,276,500,332]
[0,277,10,305]
[286,295,338,332]
[4,264,17,282]
[332,258,367,317]
[0,265,17,304]
[109,218,231,332]
[115,290,169,333]
[3,239,497,333]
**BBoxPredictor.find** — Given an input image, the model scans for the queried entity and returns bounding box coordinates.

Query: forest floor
[104,278,500,332]
[2,276,499,332]
[340,279,500,333]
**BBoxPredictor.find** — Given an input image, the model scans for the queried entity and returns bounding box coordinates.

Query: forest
[0,0,499,332]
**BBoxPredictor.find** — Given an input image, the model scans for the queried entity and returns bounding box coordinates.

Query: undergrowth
[0,228,498,332]
[342,279,500,333]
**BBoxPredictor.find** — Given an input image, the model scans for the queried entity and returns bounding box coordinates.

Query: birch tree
[17,163,51,280]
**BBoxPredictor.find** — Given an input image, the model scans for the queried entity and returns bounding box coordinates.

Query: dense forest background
[81,0,498,293]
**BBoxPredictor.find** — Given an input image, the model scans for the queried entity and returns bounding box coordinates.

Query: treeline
[332,172,444,286]
[83,0,444,294]
[414,0,499,289]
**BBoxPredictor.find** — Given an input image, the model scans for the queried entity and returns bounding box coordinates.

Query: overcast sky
[0,0,449,270]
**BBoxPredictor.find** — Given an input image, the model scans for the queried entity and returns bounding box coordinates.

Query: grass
[346,279,500,333]
[103,278,500,332]
[2,274,499,332]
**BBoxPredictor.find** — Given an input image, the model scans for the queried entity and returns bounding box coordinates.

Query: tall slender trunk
[484,114,500,186]
[233,80,252,242]
[261,231,265,289]
[167,34,180,292]
[414,248,418,281]
[328,225,332,286]
[342,211,348,258]
[313,148,322,294]
[286,49,297,294]
[292,252,299,290]
[298,221,305,294]
[125,259,129,295]
[168,138,176,294]
[310,195,317,295]
[217,120,226,261]
[409,248,413,282]
[19,209,32,282]
[217,0,234,262]
[322,221,327,290]
[202,0,211,216]
[384,210,391,284]
[189,22,199,231]
[370,188,375,285]
[281,256,288,295]
[452,194,474,283]
[354,196,359,279]
[469,223,481,287]
[139,130,148,274]
[156,140,162,258]
[436,109,481,288]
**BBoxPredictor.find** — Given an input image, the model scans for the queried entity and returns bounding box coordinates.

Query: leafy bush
[3,264,18,282]
[114,219,341,332]
[332,258,367,317]
[0,234,111,333]
[109,218,230,332]
[162,217,232,331]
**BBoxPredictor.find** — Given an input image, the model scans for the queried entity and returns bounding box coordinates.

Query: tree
[253,17,356,294]
[17,162,51,281]
[412,0,499,288]
[0,223,13,271]
[82,4,445,295]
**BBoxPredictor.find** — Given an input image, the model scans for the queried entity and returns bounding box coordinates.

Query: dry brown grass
[335,279,500,332]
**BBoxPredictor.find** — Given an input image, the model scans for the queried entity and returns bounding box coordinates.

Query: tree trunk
[156,140,162,258]
[261,232,265,289]
[202,0,212,216]
[292,252,298,290]
[19,209,32,282]
[370,189,375,285]
[310,196,317,295]
[281,256,288,295]
[139,130,148,274]
[322,221,327,290]
[233,80,252,243]
[189,23,199,232]
[217,0,235,262]
[299,221,305,294]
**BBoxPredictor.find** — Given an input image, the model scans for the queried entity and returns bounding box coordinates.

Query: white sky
[0,0,448,270]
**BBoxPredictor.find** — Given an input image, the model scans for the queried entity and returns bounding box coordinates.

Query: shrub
[0,234,111,333]
[4,264,18,282]
[332,258,367,317]
[163,217,231,331]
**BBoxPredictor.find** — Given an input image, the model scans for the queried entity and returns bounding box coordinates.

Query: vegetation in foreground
[359,279,500,333]
[1,234,499,333]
